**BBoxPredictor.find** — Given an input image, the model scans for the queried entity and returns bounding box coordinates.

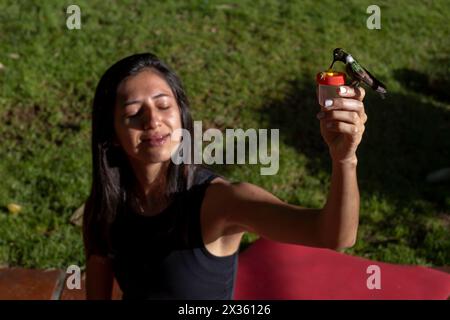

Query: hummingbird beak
[328,60,335,70]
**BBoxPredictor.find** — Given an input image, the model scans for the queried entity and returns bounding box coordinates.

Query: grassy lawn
[0,0,449,269]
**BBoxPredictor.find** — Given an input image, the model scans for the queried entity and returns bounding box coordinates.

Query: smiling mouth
[141,133,171,147]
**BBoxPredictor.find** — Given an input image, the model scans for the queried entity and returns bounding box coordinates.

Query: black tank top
[109,167,239,300]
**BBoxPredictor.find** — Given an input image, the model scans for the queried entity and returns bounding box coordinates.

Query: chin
[138,149,172,164]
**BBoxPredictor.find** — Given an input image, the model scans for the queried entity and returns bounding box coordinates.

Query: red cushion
[234,238,450,300]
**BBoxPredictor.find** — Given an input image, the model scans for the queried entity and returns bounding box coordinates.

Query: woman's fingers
[324,97,363,112]
[336,85,366,101]
[317,110,361,126]
[322,97,366,122]
[317,106,367,136]
[324,120,365,136]
[318,87,368,137]
[361,112,368,124]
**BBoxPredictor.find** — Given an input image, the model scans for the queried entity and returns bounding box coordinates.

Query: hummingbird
[328,48,387,98]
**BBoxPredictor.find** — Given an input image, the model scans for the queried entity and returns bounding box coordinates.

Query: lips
[141,133,170,147]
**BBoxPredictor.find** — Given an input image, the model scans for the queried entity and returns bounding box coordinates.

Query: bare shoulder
[202,177,242,236]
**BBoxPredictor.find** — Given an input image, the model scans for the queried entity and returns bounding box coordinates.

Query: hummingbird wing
[362,66,387,94]
[349,62,375,87]
[349,60,387,92]
[346,62,387,98]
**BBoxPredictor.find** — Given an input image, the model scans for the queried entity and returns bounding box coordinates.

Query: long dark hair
[83,53,196,258]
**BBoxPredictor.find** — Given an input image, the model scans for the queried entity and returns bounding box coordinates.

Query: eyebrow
[123,93,171,106]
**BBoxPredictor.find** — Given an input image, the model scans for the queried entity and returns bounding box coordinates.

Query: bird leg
[350,80,360,88]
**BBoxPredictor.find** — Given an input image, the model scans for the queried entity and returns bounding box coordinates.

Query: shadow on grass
[393,65,450,104]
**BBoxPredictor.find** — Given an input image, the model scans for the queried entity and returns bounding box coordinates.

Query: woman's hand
[316,86,367,164]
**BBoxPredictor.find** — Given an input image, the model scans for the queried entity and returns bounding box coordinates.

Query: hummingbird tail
[376,86,387,94]
[374,85,387,99]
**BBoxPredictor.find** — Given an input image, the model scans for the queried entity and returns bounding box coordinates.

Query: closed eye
[157,104,171,110]
[125,108,142,118]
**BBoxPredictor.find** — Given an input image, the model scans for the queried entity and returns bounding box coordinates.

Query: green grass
[0,0,449,269]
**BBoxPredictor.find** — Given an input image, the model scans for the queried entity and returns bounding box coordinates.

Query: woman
[83,53,367,300]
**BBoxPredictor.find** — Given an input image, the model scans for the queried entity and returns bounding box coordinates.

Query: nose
[142,103,161,130]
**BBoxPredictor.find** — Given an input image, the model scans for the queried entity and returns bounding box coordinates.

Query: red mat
[234,238,450,300]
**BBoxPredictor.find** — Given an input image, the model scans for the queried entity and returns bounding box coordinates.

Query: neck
[128,159,168,196]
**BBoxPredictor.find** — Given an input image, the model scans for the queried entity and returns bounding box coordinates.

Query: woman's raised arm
[203,85,366,250]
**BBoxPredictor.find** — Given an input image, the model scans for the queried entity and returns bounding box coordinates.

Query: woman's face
[113,69,182,164]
